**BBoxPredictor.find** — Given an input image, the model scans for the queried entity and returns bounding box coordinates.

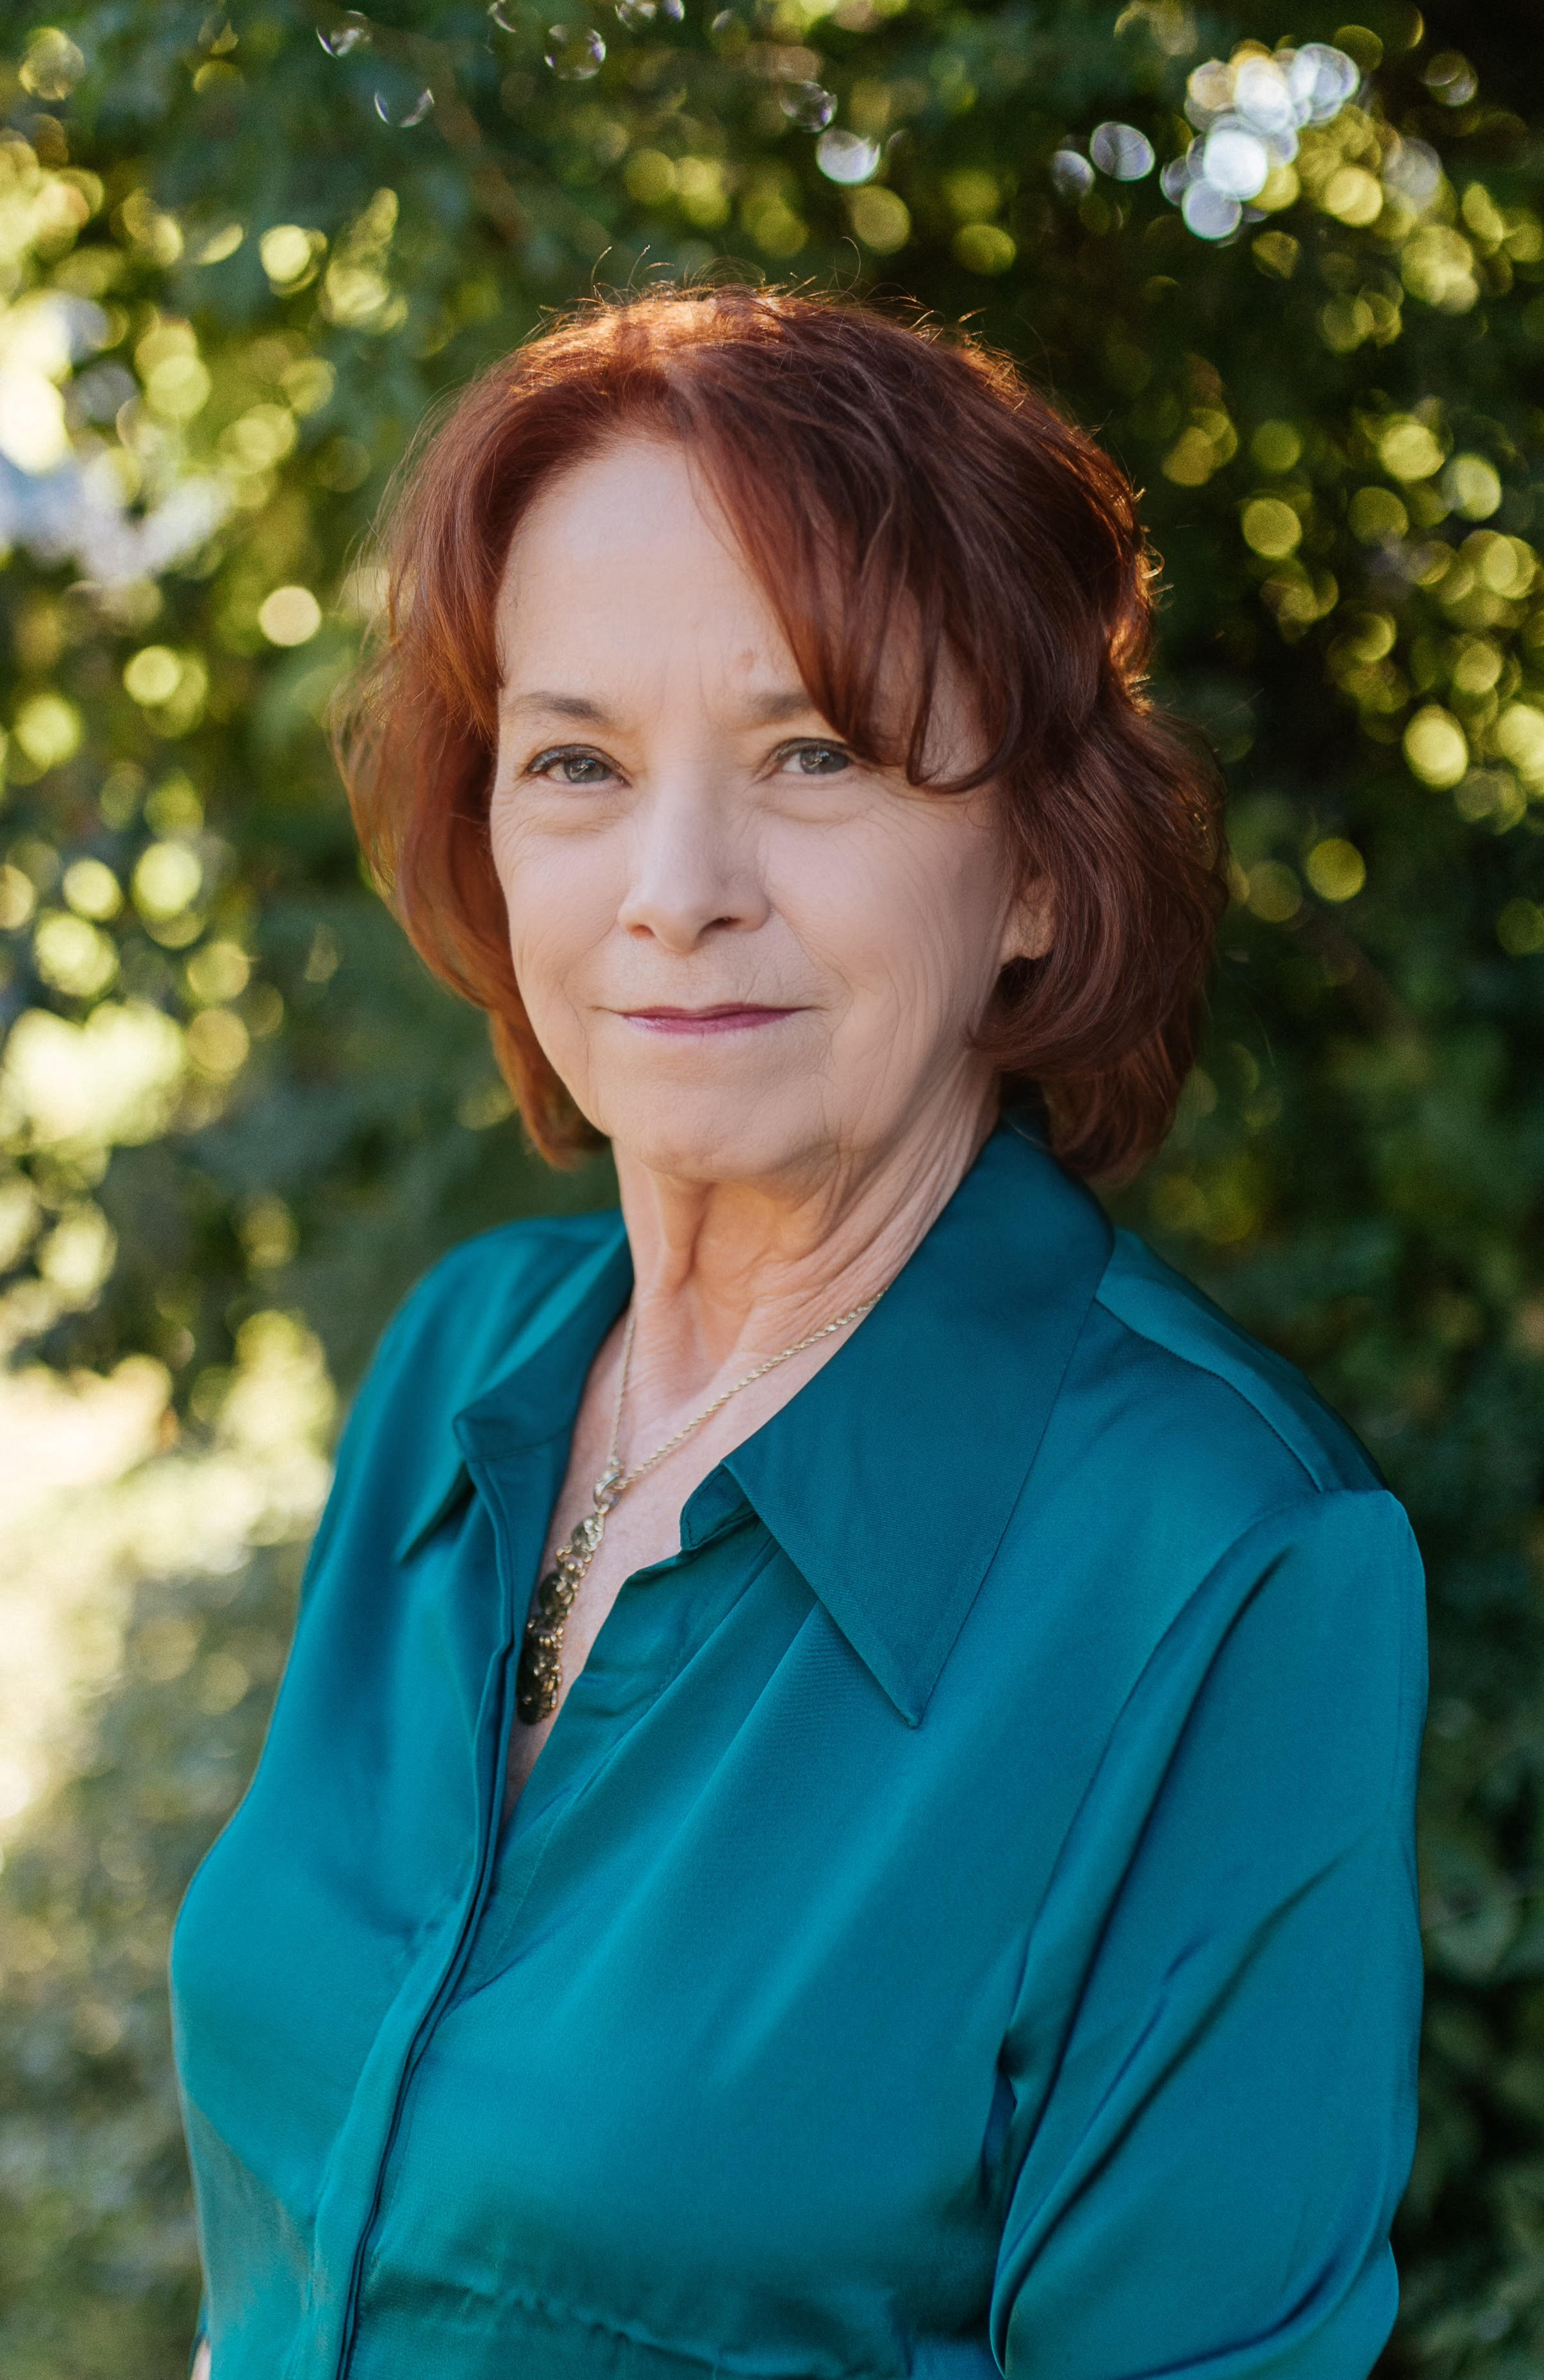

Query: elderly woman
[170,287,1425,2380]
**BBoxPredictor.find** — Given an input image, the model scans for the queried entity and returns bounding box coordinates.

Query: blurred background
[0,0,1538,2370]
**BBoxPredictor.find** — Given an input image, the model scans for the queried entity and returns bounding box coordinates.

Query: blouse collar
[718,1120,1113,1722]
[395,1117,1113,1726]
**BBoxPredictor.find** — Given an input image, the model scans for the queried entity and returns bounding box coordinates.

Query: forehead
[499,440,776,629]
[494,438,811,714]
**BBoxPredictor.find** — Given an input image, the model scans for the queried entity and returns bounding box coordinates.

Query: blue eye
[529,747,613,786]
[786,743,851,776]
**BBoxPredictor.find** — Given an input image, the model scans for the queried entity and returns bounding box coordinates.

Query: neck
[613,1073,998,1407]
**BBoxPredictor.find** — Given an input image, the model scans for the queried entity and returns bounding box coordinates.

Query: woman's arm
[993,1488,1426,2379]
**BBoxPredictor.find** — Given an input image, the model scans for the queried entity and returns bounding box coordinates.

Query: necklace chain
[514,1289,882,1726]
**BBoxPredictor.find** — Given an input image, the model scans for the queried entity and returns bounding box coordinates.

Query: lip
[617,1004,804,1037]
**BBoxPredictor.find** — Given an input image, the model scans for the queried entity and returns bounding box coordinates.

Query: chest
[502,1419,729,1809]
[504,1353,835,1812]
[170,1480,1111,2377]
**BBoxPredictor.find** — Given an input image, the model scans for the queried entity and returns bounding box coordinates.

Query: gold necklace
[514,1289,883,1724]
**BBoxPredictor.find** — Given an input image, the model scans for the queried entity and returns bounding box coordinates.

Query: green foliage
[0,0,1541,2368]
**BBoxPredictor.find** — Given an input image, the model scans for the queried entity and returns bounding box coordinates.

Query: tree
[0,0,1541,2368]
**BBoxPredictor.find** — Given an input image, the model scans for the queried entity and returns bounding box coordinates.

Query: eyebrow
[502,691,613,725]
[501,687,823,729]
[740,688,824,725]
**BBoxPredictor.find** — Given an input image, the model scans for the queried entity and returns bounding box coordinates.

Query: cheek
[488,804,617,1015]
[779,810,1008,1032]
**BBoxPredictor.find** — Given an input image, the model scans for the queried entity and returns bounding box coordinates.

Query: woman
[171,286,1425,2380]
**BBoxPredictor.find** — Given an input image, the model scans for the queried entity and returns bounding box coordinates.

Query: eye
[526,745,618,787]
[778,740,852,778]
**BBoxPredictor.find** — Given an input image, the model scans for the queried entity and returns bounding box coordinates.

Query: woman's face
[488,438,1049,1190]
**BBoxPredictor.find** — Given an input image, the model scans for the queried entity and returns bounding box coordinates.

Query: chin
[597,1082,819,1186]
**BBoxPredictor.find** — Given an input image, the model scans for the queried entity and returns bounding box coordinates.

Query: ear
[1000,873,1056,966]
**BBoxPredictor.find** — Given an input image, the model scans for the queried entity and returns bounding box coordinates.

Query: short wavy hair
[333,284,1226,1181]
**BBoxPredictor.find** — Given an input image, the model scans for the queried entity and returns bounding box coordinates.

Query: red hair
[333,285,1226,1180]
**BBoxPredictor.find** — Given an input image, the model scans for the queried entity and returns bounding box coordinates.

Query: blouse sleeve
[991,1487,1427,2380]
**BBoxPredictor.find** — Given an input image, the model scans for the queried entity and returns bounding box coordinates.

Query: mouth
[617,1004,805,1037]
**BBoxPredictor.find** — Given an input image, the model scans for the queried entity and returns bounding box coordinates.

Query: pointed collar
[718,1121,1112,1724]
[396,1121,1113,1727]
[393,1219,632,1561]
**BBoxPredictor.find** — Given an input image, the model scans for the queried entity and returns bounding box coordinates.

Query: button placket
[444,1517,772,2008]
[325,1427,565,2380]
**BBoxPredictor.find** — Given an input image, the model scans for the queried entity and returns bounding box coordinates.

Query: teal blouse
[170,1122,1426,2380]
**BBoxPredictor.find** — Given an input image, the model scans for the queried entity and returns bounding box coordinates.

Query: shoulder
[959,1224,1425,1894]
[372,1208,621,1392]
[1084,1225,1384,1498]
[295,1206,624,1586]
[1001,1225,1420,1684]
[328,1207,622,1501]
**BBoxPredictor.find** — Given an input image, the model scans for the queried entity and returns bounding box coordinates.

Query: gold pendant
[514,1465,621,1725]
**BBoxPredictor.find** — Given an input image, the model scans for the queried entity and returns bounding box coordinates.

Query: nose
[616,781,770,953]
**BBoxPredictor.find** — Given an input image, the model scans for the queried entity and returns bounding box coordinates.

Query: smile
[617,1005,804,1037]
